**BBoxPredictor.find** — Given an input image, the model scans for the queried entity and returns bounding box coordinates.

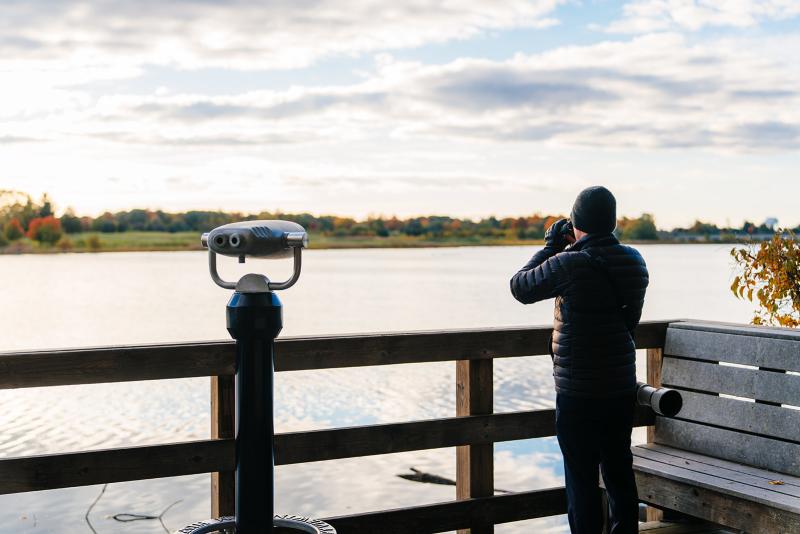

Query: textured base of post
[175,515,336,533]
[175,516,235,534]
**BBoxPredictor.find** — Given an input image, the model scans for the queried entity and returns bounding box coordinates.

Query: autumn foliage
[731,230,800,328]
[27,216,63,245]
[4,218,24,240]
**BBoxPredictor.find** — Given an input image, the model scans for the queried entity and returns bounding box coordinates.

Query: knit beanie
[570,186,616,234]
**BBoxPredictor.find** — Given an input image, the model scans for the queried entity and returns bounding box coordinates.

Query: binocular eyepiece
[636,382,682,417]
[201,220,307,261]
[202,220,308,292]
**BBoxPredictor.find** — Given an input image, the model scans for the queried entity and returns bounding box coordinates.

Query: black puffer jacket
[510,233,649,398]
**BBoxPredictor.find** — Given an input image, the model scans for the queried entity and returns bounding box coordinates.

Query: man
[510,186,649,534]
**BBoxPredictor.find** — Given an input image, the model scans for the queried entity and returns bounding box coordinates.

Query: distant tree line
[671,219,781,236]
[1,190,796,247]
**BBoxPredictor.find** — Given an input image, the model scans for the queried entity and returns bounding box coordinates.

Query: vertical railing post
[456,358,494,534]
[645,347,664,522]
[211,374,236,517]
[645,348,663,445]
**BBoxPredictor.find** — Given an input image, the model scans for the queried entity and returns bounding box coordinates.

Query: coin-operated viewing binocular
[183,220,336,534]
[201,220,308,293]
[636,382,683,417]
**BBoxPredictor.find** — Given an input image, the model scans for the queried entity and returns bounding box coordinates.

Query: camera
[561,219,575,240]
[201,220,307,260]
[636,382,682,417]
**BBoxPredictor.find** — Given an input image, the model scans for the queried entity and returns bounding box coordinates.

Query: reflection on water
[0,245,751,532]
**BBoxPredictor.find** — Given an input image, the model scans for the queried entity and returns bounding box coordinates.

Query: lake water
[0,245,754,533]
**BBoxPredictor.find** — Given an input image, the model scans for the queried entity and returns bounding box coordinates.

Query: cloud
[116,90,386,122]
[422,65,619,110]
[0,0,563,72]
[62,32,800,151]
[604,0,800,34]
[4,21,799,154]
[91,131,321,146]
[0,135,43,144]
[728,121,800,149]
[282,174,557,192]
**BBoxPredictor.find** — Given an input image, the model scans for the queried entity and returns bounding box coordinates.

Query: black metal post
[227,290,283,533]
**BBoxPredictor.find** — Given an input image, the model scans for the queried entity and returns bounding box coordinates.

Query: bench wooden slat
[641,443,800,488]
[633,445,800,499]
[635,469,800,533]
[669,320,800,342]
[672,390,800,443]
[633,454,800,513]
[661,356,800,405]
[664,326,800,372]
[654,418,800,478]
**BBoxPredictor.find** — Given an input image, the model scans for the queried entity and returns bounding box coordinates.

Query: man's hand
[544,218,573,251]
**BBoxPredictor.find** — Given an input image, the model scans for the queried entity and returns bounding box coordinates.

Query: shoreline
[0,232,750,255]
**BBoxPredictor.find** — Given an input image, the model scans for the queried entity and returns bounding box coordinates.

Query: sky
[1,0,799,229]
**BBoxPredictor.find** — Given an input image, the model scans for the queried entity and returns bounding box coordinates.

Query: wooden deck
[6,319,796,533]
[3,318,795,532]
[0,321,669,533]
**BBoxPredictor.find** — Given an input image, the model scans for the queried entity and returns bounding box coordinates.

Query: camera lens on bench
[637,382,683,418]
[654,388,683,418]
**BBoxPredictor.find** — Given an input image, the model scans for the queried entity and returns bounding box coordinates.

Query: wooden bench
[632,321,800,533]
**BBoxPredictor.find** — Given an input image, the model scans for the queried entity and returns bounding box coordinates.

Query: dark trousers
[556,393,639,534]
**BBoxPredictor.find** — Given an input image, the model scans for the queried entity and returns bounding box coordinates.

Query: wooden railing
[0,320,672,533]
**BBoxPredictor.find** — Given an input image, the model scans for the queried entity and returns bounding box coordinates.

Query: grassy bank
[1,231,755,255]
[1,232,202,254]
[0,231,549,254]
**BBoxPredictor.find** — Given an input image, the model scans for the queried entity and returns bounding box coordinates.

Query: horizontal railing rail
[0,321,670,389]
[0,320,674,533]
[0,409,657,494]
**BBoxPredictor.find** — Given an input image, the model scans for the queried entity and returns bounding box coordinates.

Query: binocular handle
[268,247,303,290]
[207,242,304,292]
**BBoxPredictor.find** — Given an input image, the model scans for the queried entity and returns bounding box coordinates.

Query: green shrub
[87,235,102,251]
[56,236,74,251]
[4,218,24,241]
